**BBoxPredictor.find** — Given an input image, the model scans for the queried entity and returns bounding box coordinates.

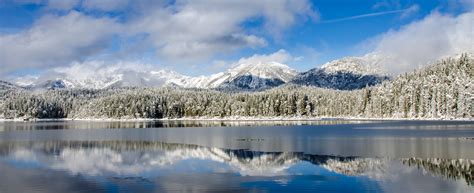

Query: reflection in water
[0,119,374,131]
[322,158,387,177]
[0,120,473,193]
[1,141,359,177]
[402,158,473,185]
[0,140,473,192]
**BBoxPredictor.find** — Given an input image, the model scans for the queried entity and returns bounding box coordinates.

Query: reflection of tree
[402,158,474,185]
[1,120,369,131]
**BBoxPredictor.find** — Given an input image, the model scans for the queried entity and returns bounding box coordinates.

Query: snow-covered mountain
[320,54,385,75]
[0,80,21,90]
[20,69,189,90]
[291,54,390,90]
[195,61,297,90]
[13,54,402,91]
[16,61,298,90]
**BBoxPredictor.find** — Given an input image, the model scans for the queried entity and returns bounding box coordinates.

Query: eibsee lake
[0,120,472,193]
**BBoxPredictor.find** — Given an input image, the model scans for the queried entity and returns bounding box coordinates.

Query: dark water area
[0,120,473,193]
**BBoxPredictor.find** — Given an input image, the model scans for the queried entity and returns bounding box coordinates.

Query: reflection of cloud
[36,147,300,177]
[1,142,473,193]
[52,148,150,176]
[0,162,105,193]
[12,149,38,162]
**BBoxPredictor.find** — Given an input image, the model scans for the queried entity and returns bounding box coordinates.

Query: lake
[0,120,473,193]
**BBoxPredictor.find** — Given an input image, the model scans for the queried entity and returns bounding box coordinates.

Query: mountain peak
[321,55,384,76]
[291,54,390,90]
[228,61,297,82]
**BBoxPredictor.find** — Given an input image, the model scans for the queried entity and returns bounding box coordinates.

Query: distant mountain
[21,69,188,90]
[206,61,297,90]
[16,61,298,91]
[0,80,21,90]
[13,54,402,91]
[291,55,390,90]
[29,79,67,90]
[218,75,286,91]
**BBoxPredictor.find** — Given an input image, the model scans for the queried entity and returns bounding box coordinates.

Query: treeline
[1,54,472,119]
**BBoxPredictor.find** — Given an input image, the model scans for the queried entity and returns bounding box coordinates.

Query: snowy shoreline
[0,116,472,122]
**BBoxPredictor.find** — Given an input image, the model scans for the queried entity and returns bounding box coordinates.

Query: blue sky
[0,0,472,78]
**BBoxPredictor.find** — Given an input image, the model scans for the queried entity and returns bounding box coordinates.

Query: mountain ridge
[13,61,299,91]
[6,53,435,91]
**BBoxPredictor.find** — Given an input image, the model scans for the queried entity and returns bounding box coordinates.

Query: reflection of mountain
[402,158,474,185]
[322,158,387,176]
[0,141,472,184]
[0,141,358,176]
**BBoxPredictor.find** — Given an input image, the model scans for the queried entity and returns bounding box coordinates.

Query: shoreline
[0,116,472,122]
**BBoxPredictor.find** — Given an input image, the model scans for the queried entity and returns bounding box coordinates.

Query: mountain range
[0,80,21,90]
[5,55,390,91]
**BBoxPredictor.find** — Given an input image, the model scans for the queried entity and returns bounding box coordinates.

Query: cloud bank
[0,0,317,75]
[368,11,473,74]
[236,49,293,65]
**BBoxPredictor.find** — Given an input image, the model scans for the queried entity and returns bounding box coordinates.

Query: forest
[1,54,472,120]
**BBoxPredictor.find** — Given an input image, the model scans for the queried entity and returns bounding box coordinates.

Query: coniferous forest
[1,55,472,120]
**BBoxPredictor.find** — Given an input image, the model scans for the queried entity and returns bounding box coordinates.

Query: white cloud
[1,0,316,75]
[0,11,120,75]
[52,60,154,79]
[400,4,419,19]
[12,75,39,87]
[236,49,293,65]
[130,0,316,61]
[81,0,130,11]
[460,0,474,10]
[18,60,174,89]
[368,11,474,74]
[372,1,402,10]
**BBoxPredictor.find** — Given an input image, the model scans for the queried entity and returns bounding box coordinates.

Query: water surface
[0,120,472,193]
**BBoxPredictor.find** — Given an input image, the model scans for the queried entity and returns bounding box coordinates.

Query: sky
[0,0,473,79]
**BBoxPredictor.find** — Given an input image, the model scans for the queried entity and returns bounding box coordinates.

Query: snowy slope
[291,54,390,90]
[321,54,385,75]
[17,61,297,90]
[0,80,21,90]
[19,69,189,90]
[190,61,297,90]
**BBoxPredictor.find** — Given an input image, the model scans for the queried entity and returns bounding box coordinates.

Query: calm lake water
[0,120,473,193]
